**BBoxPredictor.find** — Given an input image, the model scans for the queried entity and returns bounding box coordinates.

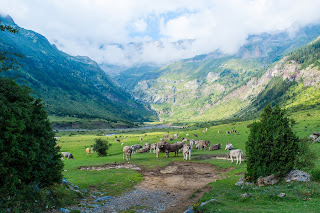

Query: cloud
[2,0,320,67]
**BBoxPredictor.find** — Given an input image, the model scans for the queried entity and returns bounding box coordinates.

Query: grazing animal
[186,133,189,137]
[115,139,121,142]
[173,133,179,139]
[131,144,142,154]
[143,142,151,151]
[182,143,191,160]
[193,133,198,137]
[182,137,189,142]
[218,130,220,134]
[198,140,210,150]
[123,146,132,161]
[202,130,206,133]
[121,143,125,145]
[61,152,74,159]
[209,143,221,151]
[206,128,208,131]
[150,143,157,153]
[169,137,174,141]
[86,148,91,155]
[138,148,149,153]
[175,141,185,152]
[226,131,230,134]
[225,143,233,150]
[189,139,196,149]
[164,143,180,158]
[156,141,168,158]
[140,137,143,142]
[163,134,169,138]
[156,141,179,158]
[90,147,95,153]
[54,136,61,141]
[227,149,242,164]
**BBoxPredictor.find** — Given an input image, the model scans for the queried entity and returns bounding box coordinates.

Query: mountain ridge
[0,15,156,124]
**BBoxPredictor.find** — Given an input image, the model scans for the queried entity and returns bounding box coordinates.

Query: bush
[245,104,299,181]
[93,138,111,157]
[0,78,63,210]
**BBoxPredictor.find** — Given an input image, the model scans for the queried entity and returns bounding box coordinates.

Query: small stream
[54,125,183,132]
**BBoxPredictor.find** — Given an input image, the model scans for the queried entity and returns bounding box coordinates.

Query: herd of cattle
[122,132,243,165]
[59,129,243,165]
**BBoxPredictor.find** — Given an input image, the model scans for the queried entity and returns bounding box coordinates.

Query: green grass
[194,177,320,213]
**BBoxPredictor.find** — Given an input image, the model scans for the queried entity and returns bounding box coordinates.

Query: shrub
[93,138,111,156]
[0,78,63,210]
[245,104,299,181]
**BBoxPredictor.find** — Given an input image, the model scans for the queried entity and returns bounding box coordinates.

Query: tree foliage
[93,138,111,157]
[287,37,320,69]
[245,104,299,181]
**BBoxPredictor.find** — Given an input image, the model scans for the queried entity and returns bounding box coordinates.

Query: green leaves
[246,104,299,181]
[93,138,111,157]
[0,77,63,209]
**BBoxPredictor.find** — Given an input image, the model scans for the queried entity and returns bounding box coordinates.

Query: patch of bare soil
[137,161,224,213]
[71,161,231,213]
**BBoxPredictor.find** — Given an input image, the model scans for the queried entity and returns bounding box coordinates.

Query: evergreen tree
[246,104,299,181]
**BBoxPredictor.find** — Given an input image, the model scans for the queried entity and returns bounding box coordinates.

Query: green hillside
[122,32,320,123]
[0,16,156,124]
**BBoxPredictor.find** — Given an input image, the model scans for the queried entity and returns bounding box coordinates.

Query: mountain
[115,25,320,122]
[0,15,156,124]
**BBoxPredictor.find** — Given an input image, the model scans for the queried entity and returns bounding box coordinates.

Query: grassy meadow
[56,108,320,212]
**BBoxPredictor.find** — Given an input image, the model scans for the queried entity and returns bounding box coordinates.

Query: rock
[94,196,113,202]
[235,176,253,186]
[61,178,72,185]
[58,208,70,213]
[200,199,217,206]
[257,174,280,186]
[240,193,252,198]
[278,193,286,198]
[184,205,194,213]
[285,170,311,182]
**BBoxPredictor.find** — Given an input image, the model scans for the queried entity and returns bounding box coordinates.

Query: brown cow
[209,143,221,151]
[197,140,210,150]
[123,146,132,161]
[156,140,168,158]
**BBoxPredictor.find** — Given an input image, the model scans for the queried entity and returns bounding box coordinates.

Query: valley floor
[55,108,320,212]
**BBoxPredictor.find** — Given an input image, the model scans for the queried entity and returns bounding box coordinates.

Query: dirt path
[69,161,230,213]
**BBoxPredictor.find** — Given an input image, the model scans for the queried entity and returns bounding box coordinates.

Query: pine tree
[246,104,299,181]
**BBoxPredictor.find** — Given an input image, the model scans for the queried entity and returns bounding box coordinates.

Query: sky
[2,0,320,67]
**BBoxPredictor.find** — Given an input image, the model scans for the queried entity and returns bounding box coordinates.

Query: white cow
[182,144,191,161]
[227,149,242,165]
